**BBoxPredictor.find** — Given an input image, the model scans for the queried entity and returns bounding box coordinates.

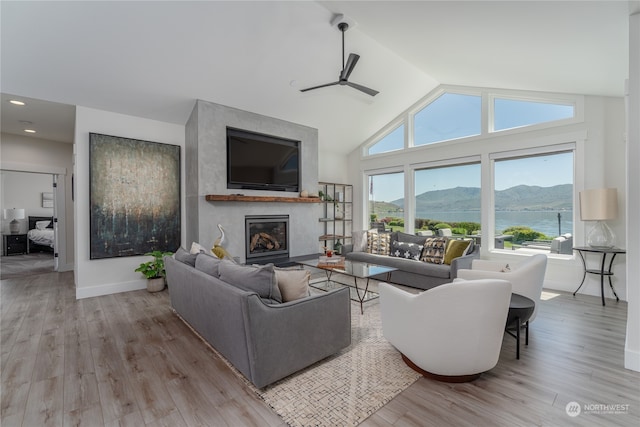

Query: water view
[377,210,573,237]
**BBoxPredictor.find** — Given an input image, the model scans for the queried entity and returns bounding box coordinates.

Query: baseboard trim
[76,280,147,299]
[625,347,640,372]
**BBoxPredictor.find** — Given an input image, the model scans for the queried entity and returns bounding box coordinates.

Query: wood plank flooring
[1,271,639,426]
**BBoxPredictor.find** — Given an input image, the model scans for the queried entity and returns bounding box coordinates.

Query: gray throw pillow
[218,261,282,303]
[175,247,197,267]
[195,253,222,277]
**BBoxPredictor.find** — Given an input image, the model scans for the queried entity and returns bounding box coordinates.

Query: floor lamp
[579,188,618,248]
[3,208,26,234]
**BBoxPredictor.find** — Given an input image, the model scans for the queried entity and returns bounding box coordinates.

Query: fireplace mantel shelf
[206,194,321,203]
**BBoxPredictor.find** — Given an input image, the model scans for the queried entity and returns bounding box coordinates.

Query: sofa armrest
[450,248,480,278]
[470,259,507,272]
[243,287,351,388]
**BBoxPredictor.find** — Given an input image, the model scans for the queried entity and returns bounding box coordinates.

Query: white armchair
[456,254,547,321]
[379,279,512,382]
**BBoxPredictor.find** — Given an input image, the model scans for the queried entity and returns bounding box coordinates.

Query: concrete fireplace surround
[185,100,321,263]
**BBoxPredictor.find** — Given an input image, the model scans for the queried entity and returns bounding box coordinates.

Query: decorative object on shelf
[211,223,237,262]
[3,208,25,234]
[334,239,343,255]
[135,250,173,292]
[300,190,309,198]
[579,188,618,248]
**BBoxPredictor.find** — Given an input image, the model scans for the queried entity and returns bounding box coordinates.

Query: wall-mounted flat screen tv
[227,127,300,192]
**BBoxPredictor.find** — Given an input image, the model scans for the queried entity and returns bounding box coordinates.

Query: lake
[409,210,574,237]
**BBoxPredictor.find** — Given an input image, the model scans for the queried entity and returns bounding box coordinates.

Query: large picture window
[367,124,404,155]
[493,151,574,250]
[368,172,404,230]
[414,163,481,235]
[413,93,481,146]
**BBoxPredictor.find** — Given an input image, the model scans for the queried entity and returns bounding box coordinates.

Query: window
[367,124,404,155]
[413,93,481,146]
[493,151,574,248]
[493,98,574,131]
[414,163,481,234]
[368,172,404,230]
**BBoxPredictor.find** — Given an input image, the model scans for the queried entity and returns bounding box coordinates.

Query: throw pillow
[190,241,206,254]
[421,237,447,264]
[367,230,390,256]
[352,230,369,252]
[275,267,311,302]
[443,239,472,265]
[218,261,282,303]
[390,240,424,261]
[175,247,198,267]
[35,220,51,230]
[195,252,222,277]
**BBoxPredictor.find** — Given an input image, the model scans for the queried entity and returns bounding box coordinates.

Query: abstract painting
[89,133,180,259]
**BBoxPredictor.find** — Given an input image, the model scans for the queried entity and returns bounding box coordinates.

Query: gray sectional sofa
[343,231,479,290]
[165,251,351,388]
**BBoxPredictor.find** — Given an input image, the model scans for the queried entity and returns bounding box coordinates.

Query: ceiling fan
[300,22,379,97]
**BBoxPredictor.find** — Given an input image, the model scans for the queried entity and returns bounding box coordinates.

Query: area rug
[250,301,420,427]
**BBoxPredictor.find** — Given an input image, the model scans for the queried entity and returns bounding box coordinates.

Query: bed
[27,216,55,253]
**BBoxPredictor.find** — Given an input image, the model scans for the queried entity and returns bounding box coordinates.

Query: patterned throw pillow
[390,240,424,261]
[367,231,391,256]
[421,237,448,264]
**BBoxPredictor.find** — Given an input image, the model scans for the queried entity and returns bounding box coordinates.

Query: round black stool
[506,293,535,359]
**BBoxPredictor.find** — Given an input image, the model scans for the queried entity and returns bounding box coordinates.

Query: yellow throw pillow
[443,239,472,265]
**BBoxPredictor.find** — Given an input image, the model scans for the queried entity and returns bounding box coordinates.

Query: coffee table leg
[354,277,371,315]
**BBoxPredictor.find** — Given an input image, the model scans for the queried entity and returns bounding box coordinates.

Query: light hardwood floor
[1,271,639,426]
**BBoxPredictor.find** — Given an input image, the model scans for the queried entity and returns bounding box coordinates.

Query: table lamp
[579,188,618,248]
[3,208,26,234]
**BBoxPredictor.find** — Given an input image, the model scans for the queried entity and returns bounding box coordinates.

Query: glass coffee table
[295,256,397,314]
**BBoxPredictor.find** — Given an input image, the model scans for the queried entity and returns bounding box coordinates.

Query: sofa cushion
[367,230,391,255]
[195,252,222,277]
[443,239,473,265]
[390,240,423,261]
[346,251,452,279]
[421,237,447,264]
[218,261,282,303]
[175,247,197,267]
[275,267,311,302]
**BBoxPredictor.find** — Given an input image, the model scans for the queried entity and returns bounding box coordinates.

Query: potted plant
[135,250,173,292]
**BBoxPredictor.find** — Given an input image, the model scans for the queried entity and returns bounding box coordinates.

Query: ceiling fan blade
[345,81,379,97]
[299,81,340,93]
[340,53,360,81]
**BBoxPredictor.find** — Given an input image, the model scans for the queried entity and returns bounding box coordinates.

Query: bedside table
[3,234,28,256]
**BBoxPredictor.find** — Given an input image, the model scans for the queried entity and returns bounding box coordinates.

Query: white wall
[74,106,185,299]
[625,9,640,372]
[347,91,628,301]
[0,133,74,269]
[1,171,53,233]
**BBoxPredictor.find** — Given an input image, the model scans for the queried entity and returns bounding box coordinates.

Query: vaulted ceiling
[1,1,631,153]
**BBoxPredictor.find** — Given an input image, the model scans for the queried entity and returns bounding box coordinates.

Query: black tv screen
[227,128,300,192]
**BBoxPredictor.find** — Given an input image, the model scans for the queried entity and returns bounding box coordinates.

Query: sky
[368,94,575,202]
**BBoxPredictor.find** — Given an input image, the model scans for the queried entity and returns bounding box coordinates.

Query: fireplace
[245,215,289,261]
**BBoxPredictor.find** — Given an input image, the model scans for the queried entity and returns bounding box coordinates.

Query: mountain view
[389,184,572,212]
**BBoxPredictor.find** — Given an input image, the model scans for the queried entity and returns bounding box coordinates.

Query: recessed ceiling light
[24,129,36,133]
[9,100,26,106]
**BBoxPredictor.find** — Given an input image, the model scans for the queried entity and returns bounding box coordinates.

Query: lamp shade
[3,208,25,221]
[579,188,618,221]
